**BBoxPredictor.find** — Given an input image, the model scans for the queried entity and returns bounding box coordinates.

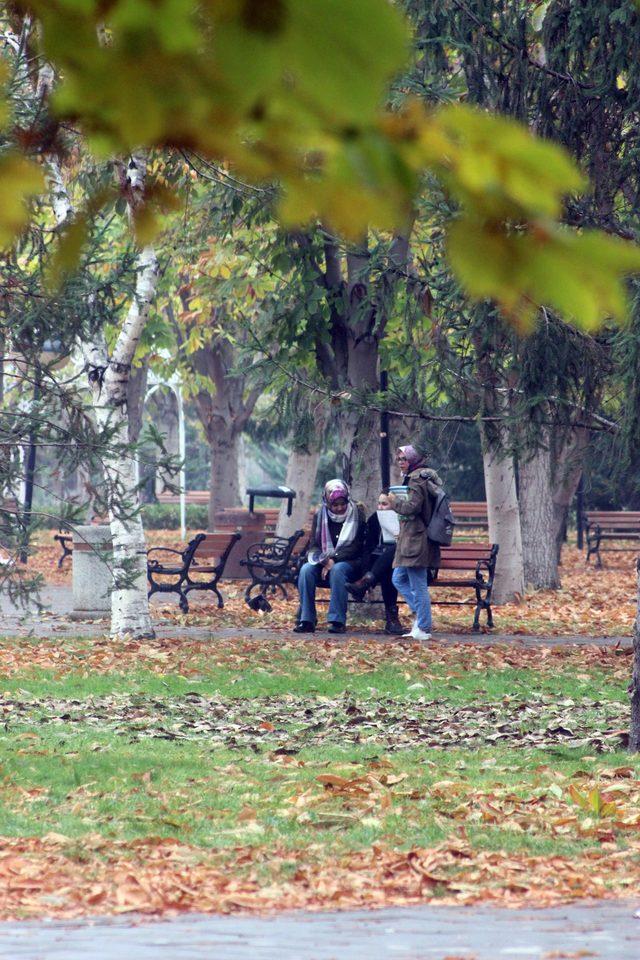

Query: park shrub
[141,503,208,530]
[32,501,208,531]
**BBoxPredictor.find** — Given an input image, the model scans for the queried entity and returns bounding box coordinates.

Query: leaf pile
[0,831,638,921]
[0,691,629,752]
[0,631,630,680]
[31,535,637,636]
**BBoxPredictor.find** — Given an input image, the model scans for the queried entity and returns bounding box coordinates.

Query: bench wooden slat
[583,510,640,567]
[439,560,492,570]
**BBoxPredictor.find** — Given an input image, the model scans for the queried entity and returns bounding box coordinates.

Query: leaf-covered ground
[1,631,639,920]
[31,532,638,636]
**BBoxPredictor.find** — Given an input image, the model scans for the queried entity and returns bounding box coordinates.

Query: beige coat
[392,467,442,569]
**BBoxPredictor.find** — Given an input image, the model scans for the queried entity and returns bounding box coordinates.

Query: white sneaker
[412,627,432,641]
[402,618,417,638]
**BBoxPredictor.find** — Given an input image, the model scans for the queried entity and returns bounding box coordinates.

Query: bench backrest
[439,543,498,570]
[192,531,241,564]
[585,510,640,519]
[158,490,209,505]
[450,501,488,520]
[585,511,640,529]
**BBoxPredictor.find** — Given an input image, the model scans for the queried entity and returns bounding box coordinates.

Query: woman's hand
[387,492,397,508]
[322,557,335,574]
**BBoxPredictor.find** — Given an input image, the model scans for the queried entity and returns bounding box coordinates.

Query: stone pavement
[0,583,631,647]
[0,901,638,960]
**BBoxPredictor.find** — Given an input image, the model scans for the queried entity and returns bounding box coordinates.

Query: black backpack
[426,489,456,546]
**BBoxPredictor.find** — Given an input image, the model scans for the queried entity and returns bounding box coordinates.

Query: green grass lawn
[0,634,638,914]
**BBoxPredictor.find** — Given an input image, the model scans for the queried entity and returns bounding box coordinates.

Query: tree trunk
[551,427,589,562]
[207,424,241,529]
[519,436,560,590]
[84,159,158,639]
[630,557,640,752]
[277,446,321,538]
[339,337,381,508]
[339,404,380,509]
[126,361,149,445]
[150,389,180,499]
[482,433,524,604]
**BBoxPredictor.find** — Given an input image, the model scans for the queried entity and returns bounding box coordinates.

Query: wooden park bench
[450,501,488,535]
[583,511,640,567]
[241,531,498,631]
[147,530,241,612]
[430,542,499,631]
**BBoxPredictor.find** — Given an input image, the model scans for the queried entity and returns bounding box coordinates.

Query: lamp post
[20,339,62,563]
[380,369,390,490]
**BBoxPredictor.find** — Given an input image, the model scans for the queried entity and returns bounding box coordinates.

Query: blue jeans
[298,560,359,625]
[392,566,432,631]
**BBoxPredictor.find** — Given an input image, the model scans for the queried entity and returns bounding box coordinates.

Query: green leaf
[0,154,45,248]
[447,218,640,329]
[45,216,89,288]
[436,105,586,220]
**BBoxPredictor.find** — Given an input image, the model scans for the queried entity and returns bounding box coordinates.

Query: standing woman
[388,445,442,641]
[294,479,367,634]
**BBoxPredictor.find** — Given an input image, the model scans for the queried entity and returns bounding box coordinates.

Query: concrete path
[0,584,631,647]
[0,901,638,959]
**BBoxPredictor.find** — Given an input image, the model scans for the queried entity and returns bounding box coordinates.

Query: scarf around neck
[314,479,358,560]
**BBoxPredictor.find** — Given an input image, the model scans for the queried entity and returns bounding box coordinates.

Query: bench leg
[213,585,224,609]
[148,582,190,614]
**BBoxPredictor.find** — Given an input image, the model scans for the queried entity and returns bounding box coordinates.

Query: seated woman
[294,479,367,635]
[347,491,403,635]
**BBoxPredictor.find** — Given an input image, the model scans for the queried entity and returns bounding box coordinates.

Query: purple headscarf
[398,445,423,472]
[314,478,358,559]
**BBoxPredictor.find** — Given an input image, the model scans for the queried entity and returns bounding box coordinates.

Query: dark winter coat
[308,502,367,565]
[392,467,442,569]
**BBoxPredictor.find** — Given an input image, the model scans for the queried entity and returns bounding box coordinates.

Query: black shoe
[384,605,404,636]
[293,620,315,633]
[327,621,346,634]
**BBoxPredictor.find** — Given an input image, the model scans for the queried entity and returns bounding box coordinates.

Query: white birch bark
[519,436,559,590]
[84,157,158,638]
[482,430,524,604]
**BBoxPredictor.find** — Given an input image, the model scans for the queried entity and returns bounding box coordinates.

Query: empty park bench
[429,542,499,631]
[147,530,241,612]
[583,511,640,567]
[450,502,488,535]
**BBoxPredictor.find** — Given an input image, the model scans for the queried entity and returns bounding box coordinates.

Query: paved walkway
[0,584,631,647]
[0,901,638,959]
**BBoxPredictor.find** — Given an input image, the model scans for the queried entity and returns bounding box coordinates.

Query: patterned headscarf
[314,479,358,559]
[398,445,423,473]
